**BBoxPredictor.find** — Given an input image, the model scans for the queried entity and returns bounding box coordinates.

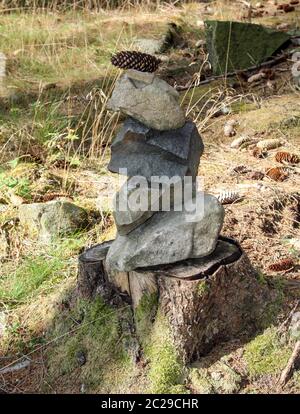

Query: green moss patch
[230,100,258,114]
[47,298,135,392]
[244,327,291,378]
[145,312,186,394]
[197,280,210,297]
[135,292,158,347]
[189,368,215,394]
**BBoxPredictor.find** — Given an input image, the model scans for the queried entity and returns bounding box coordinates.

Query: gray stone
[205,20,290,75]
[289,312,300,341]
[114,177,198,235]
[134,38,165,55]
[106,192,224,272]
[107,70,185,131]
[108,118,204,181]
[19,200,88,243]
[113,180,158,236]
[76,350,87,367]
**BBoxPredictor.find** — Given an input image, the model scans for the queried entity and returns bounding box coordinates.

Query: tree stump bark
[77,241,113,300]
[78,237,271,362]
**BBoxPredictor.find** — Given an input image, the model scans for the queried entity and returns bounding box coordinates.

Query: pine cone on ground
[257,138,282,151]
[217,190,241,205]
[268,258,294,272]
[252,146,267,159]
[247,171,265,180]
[230,135,253,149]
[275,151,300,165]
[266,167,289,182]
[111,51,162,73]
[230,164,250,175]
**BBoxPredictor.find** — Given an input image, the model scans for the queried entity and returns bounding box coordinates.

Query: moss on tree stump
[78,237,274,362]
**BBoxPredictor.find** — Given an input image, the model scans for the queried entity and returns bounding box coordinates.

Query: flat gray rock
[106,192,224,272]
[19,200,88,243]
[205,20,290,76]
[107,70,185,131]
[108,118,204,181]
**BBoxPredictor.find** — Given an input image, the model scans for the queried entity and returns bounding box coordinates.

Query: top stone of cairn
[107,69,185,131]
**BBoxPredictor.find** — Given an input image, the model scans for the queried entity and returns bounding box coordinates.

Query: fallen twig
[279,341,300,388]
[176,50,296,91]
[283,280,300,290]
[0,357,31,375]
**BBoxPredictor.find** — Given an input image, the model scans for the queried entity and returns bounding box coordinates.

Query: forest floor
[0,0,300,394]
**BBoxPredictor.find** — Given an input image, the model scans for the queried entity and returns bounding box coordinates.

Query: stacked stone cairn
[105,68,224,272]
[78,68,271,359]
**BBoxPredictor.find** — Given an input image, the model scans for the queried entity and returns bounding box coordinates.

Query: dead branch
[176,50,295,92]
[279,341,300,388]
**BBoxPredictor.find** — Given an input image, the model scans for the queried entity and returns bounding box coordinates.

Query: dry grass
[0,0,198,12]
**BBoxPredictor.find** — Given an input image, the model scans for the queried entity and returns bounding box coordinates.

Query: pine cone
[252,146,267,159]
[217,190,241,205]
[230,135,253,149]
[275,151,299,165]
[247,170,265,180]
[268,258,294,272]
[230,164,250,175]
[111,50,161,73]
[266,167,289,182]
[256,138,282,151]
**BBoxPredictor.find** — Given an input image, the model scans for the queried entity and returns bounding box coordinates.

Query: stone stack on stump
[78,65,272,362]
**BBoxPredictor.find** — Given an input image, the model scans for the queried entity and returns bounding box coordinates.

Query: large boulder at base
[205,20,290,75]
[108,118,204,181]
[19,200,88,243]
[106,192,224,272]
[107,69,185,131]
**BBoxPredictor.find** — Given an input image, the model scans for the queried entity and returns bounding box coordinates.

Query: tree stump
[78,237,271,362]
[77,241,113,300]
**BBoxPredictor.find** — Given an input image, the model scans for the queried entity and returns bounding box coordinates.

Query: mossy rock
[19,200,88,243]
[190,358,242,394]
[205,20,290,75]
[189,368,215,394]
